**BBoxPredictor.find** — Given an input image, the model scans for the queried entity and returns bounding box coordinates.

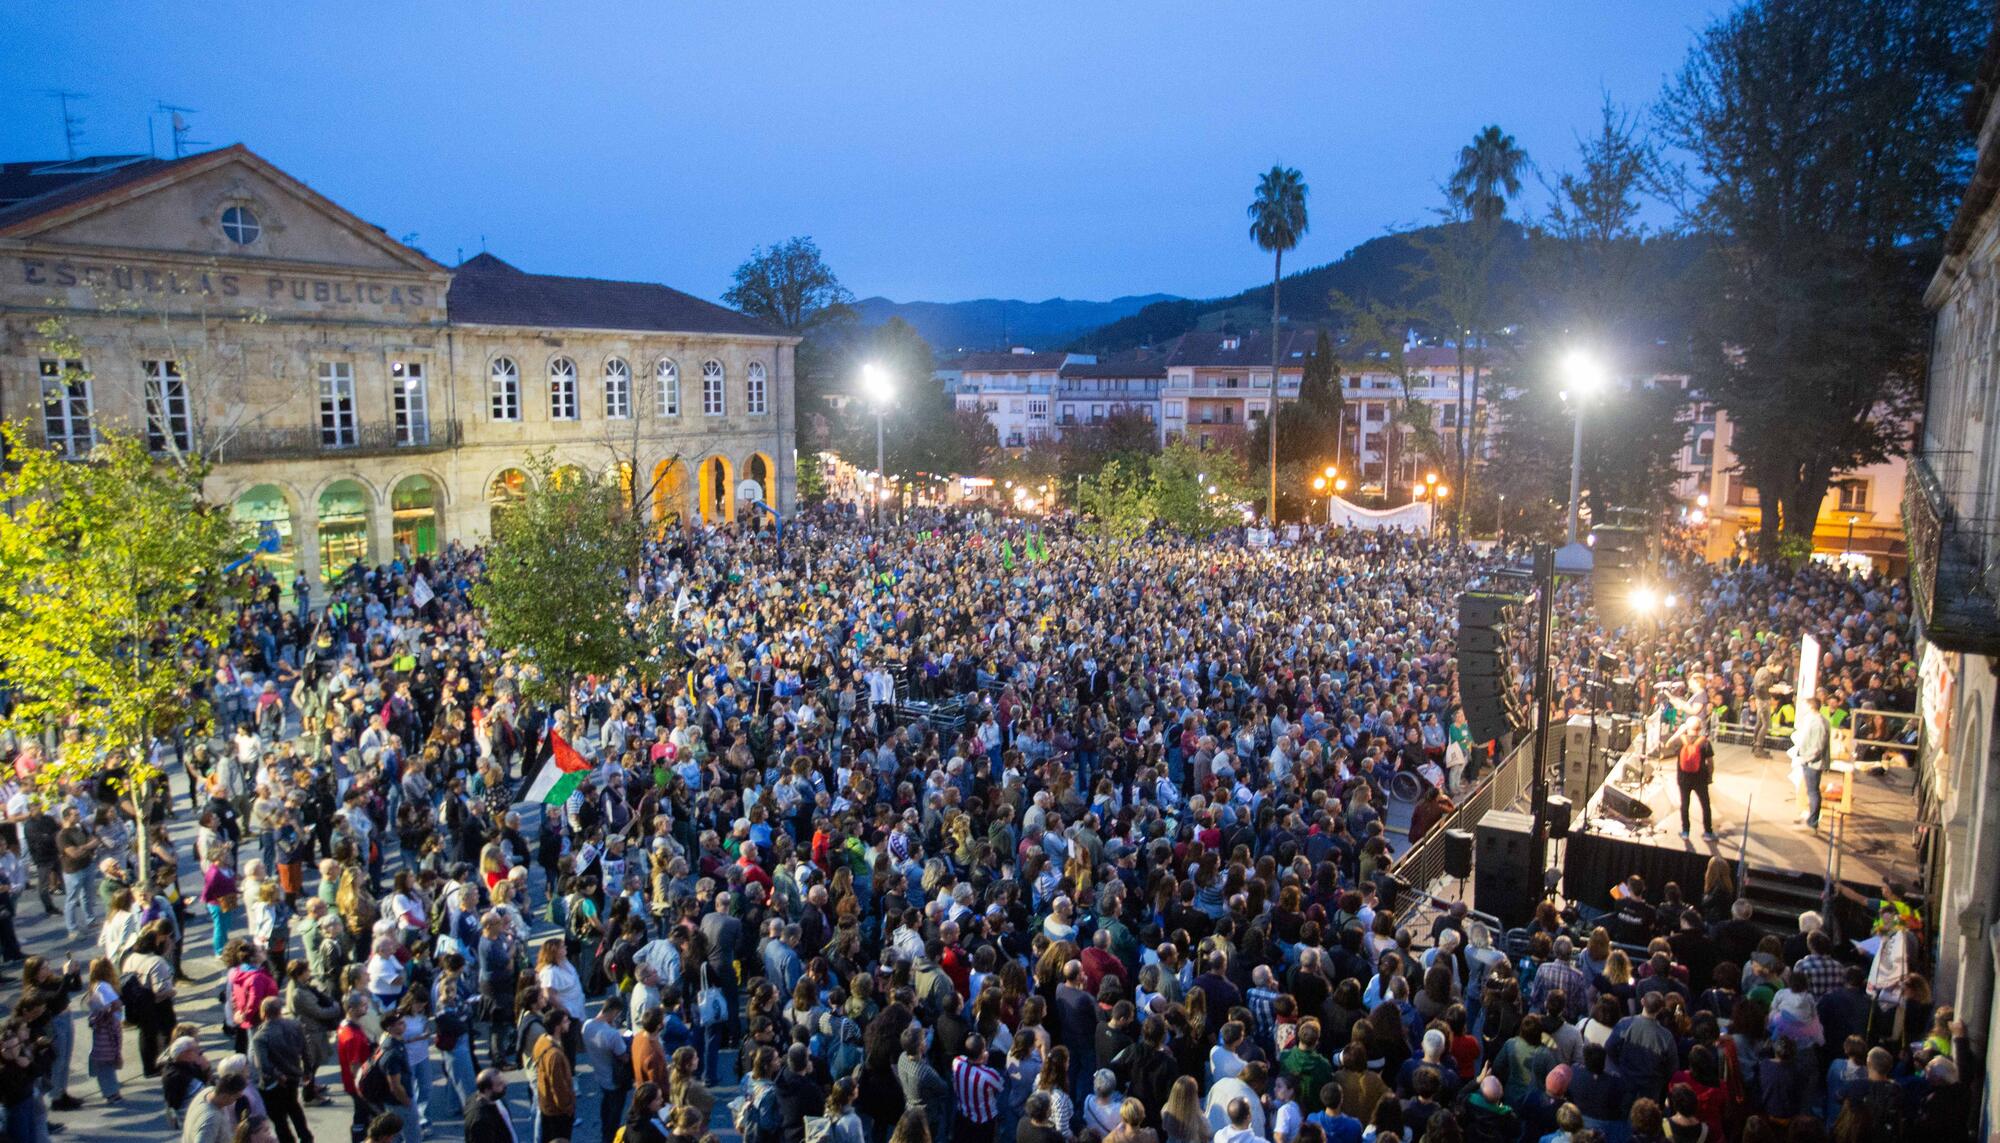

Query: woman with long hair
[1160,1076,1204,1143]
[1036,1044,1075,1135]
[84,957,123,1102]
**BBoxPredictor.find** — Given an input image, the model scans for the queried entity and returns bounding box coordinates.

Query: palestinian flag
[524,729,592,805]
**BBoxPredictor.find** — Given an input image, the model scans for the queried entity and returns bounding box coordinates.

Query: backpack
[356,1048,394,1107]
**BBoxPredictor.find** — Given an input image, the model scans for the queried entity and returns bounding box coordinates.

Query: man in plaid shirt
[1530,936,1589,1013]
[1246,964,1283,1054]
[1793,930,1847,996]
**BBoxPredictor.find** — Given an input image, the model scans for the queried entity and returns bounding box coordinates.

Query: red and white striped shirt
[952,1055,1004,1124]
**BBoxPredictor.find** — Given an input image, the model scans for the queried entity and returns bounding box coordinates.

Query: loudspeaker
[1546,795,1572,838]
[1475,809,1537,926]
[1560,716,1612,806]
[1460,672,1511,705]
[1611,676,1637,712]
[1600,784,1655,821]
[1458,592,1526,628]
[1443,829,1474,880]
[1607,717,1636,754]
[1457,626,1512,655]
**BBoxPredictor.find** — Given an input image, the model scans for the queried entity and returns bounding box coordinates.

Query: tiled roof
[0,153,182,229]
[448,253,781,338]
[1060,349,1167,379]
[1165,328,1318,369]
[954,351,1070,372]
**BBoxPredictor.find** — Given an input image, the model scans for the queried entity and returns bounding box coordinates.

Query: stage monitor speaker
[1546,794,1572,838]
[1443,829,1474,880]
[1560,716,1613,806]
[1475,809,1537,926]
[1611,676,1637,712]
[1600,784,1655,821]
[1607,717,1636,754]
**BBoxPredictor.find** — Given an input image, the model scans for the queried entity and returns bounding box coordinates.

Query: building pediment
[0,145,439,276]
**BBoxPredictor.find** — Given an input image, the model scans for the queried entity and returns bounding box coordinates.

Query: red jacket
[336,1020,372,1095]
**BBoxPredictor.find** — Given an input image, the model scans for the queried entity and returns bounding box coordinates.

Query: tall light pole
[862,363,894,531]
[1561,349,1606,546]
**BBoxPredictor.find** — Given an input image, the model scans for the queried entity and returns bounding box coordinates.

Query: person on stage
[1789,693,1833,831]
[1676,726,1716,842]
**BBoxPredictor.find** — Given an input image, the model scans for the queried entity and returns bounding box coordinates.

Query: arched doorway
[489,468,529,535]
[697,456,734,524]
[230,484,296,587]
[317,479,371,585]
[391,475,441,560]
[746,452,776,506]
[651,459,689,535]
[551,464,588,490]
[614,461,635,517]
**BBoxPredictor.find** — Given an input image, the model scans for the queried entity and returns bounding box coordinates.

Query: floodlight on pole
[861,362,895,530]
[1560,349,1607,547]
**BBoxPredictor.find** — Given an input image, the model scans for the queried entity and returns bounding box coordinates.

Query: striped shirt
[952,1056,1004,1124]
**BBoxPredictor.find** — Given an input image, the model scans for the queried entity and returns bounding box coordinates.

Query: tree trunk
[1453,343,1468,541]
[1268,250,1282,522]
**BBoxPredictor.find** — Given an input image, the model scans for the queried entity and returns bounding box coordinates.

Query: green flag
[1031,530,1050,562]
[1001,539,1016,570]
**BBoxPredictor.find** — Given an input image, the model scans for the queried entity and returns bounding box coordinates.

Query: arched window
[549,357,578,420]
[656,359,681,417]
[489,357,520,421]
[604,357,631,419]
[747,361,769,416]
[702,359,725,417]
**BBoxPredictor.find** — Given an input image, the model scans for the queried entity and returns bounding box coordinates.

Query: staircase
[1741,866,1829,936]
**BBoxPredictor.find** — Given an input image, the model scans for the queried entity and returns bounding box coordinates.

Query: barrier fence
[1387,735,1534,919]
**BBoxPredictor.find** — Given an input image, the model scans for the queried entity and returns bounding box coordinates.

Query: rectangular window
[1165,401,1184,419]
[1091,404,1105,420]
[1027,399,1047,416]
[143,359,190,454]
[38,358,92,457]
[392,360,429,445]
[1836,481,1869,512]
[319,361,357,447]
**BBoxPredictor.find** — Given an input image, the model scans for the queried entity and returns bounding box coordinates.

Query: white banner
[1798,632,1820,705]
[1325,496,1433,532]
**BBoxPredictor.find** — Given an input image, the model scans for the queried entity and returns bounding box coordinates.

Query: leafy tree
[723,236,856,330]
[1150,438,1251,535]
[1248,165,1310,520]
[1534,97,1669,348]
[835,318,997,495]
[1056,408,1160,484]
[1657,0,1981,560]
[725,237,858,411]
[796,450,828,507]
[472,453,667,704]
[0,428,238,884]
[1077,458,1156,540]
[1449,125,1530,226]
[1487,367,1691,540]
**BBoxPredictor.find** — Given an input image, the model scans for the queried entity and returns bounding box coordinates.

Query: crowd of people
[0,501,1966,1143]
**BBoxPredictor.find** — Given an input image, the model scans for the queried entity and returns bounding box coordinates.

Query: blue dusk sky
[1,2,1730,305]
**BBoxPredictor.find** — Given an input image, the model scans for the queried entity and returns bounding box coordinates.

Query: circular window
[220,205,261,245]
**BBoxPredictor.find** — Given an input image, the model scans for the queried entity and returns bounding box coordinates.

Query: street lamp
[861,362,895,530]
[1560,349,1607,546]
[1312,467,1341,524]
[1846,514,1859,554]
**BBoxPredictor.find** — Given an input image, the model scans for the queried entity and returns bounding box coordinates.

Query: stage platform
[1562,738,1921,914]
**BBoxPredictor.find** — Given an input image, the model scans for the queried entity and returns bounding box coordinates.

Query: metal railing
[1387,736,1533,916]
[214,418,462,463]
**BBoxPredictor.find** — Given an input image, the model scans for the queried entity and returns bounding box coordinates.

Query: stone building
[0,145,797,590]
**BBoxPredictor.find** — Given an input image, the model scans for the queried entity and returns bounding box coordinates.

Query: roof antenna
[43,91,87,159]
[480,233,487,253]
[156,103,206,158]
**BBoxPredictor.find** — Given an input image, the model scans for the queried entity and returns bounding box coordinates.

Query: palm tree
[1448,125,1527,225]
[1444,126,1527,538]
[1248,165,1308,522]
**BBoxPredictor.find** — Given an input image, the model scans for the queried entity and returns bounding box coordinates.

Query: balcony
[1905,453,2000,655]
[215,419,463,464]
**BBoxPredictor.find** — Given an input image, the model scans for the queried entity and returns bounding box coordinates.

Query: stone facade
[0,147,798,591]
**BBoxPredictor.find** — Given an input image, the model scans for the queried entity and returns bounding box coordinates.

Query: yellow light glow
[1312,476,1326,491]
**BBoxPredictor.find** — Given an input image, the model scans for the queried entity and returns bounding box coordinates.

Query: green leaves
[470,452,668,704]
[0,426,236,805]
